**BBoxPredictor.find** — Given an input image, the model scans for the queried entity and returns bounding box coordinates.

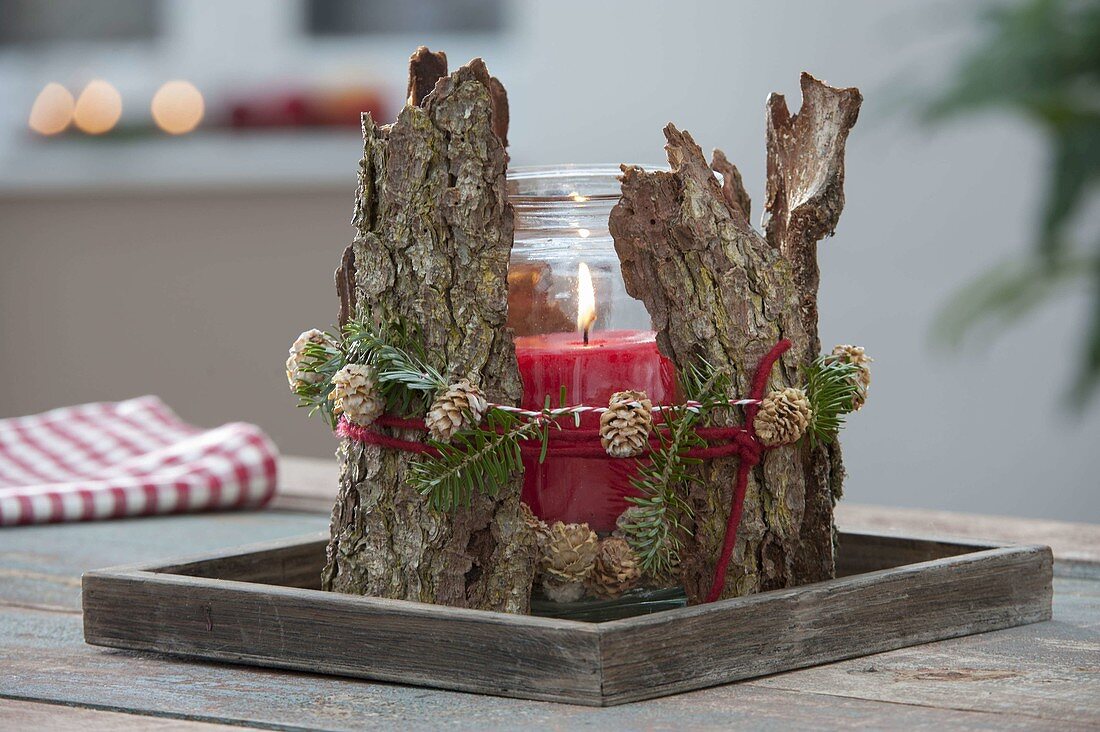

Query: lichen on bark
[609,74,861,603]
[322,49,536,613]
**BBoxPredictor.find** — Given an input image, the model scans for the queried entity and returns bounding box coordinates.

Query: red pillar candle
[507,167,680,533]
[516,330,676,532]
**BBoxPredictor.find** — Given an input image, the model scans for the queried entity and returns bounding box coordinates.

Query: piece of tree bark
[405,46,448,107]
[710,148,751,222]
[486,76,510,150]
[764,72,863,358]
[322,52,537,613]
[609,75,860,603]
[763,73,862,586]
[334,244,355,328]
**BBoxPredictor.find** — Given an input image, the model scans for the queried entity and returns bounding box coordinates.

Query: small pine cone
[541,521,599,585]
[588,537,642,599]
[285,329,330,390]
[520,502,551,551]
[599,390,653,458]
[426,379,489,442]
[754,387,812,447]
[329,363,385,427]
[830,344,872,410]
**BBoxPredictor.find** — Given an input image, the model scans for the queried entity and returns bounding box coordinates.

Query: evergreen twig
[618,357,729,576]
[293,334,344,429]
[408,409,539,511]
[343,318,447,416]
[804,356,862,445]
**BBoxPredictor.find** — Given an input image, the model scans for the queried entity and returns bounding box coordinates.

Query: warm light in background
[151,80,204,135]
[73,80,122,135]
[28,83,75,135]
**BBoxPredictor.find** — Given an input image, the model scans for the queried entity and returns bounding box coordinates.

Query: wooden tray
[82,531,1052,707]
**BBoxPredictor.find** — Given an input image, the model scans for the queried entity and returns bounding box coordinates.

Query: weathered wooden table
[2,457,1098,730]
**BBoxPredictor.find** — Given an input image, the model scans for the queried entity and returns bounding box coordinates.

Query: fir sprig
[409,409,539,511]
[327,318,571,512]
[343,318,447,416]
[622,408,702,576]
[292,318,449,429]
[618,356,729,575]
[803,356,863,445]
[678,356,734,406]
[293,334,344,429]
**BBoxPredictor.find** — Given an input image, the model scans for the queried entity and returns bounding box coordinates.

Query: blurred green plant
[927,0,1100,406]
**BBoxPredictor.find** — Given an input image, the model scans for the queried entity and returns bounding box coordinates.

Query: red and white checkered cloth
[0,396,278,527]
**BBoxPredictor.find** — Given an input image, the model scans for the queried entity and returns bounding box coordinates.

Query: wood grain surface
[83,570,604,705]
[1,459,1097,728]
[0,698,242,731]
[599,542,1052,704]
[81,531,1052,706]
[838,503,1100,578]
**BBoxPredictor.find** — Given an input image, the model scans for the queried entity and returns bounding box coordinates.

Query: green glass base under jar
[530,586,688,622]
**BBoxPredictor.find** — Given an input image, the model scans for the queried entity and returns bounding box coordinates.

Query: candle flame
[577,261,596,343]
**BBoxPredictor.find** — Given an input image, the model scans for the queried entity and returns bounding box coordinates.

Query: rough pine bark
[608,74,861,603]
[322,49,537,613]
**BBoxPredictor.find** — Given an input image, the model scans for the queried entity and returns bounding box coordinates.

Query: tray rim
[83,529,1042,632]
[81,530,1054,706]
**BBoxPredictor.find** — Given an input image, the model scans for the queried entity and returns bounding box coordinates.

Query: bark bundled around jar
[313,47,864,614]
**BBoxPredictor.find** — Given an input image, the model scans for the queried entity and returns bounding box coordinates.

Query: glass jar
[507,165,656,337]
[507,165,678,534]
[507,166,684,618]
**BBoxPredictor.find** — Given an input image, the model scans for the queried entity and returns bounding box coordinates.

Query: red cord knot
[734,430,764,466]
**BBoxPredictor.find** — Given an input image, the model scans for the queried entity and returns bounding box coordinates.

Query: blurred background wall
[2,0,1097,521]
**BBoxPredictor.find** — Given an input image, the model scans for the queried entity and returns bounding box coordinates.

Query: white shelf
[0,130,364,196]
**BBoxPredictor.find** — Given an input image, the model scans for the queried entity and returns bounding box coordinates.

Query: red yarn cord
[704,339,791,602]
[337,420,440,454]
[337,337,792,604]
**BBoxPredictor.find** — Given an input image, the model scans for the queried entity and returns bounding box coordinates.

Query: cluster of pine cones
[523,505,643,603]
[290,326,871,454]
[286,328,490,436]
[753,343,873,447]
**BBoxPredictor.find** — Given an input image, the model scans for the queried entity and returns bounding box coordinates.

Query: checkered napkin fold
[0,396,278,527]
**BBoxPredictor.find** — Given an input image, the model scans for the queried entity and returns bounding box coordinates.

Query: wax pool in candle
[515,330,677,532]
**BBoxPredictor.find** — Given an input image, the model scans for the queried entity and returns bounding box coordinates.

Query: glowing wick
[577,261,596,345]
